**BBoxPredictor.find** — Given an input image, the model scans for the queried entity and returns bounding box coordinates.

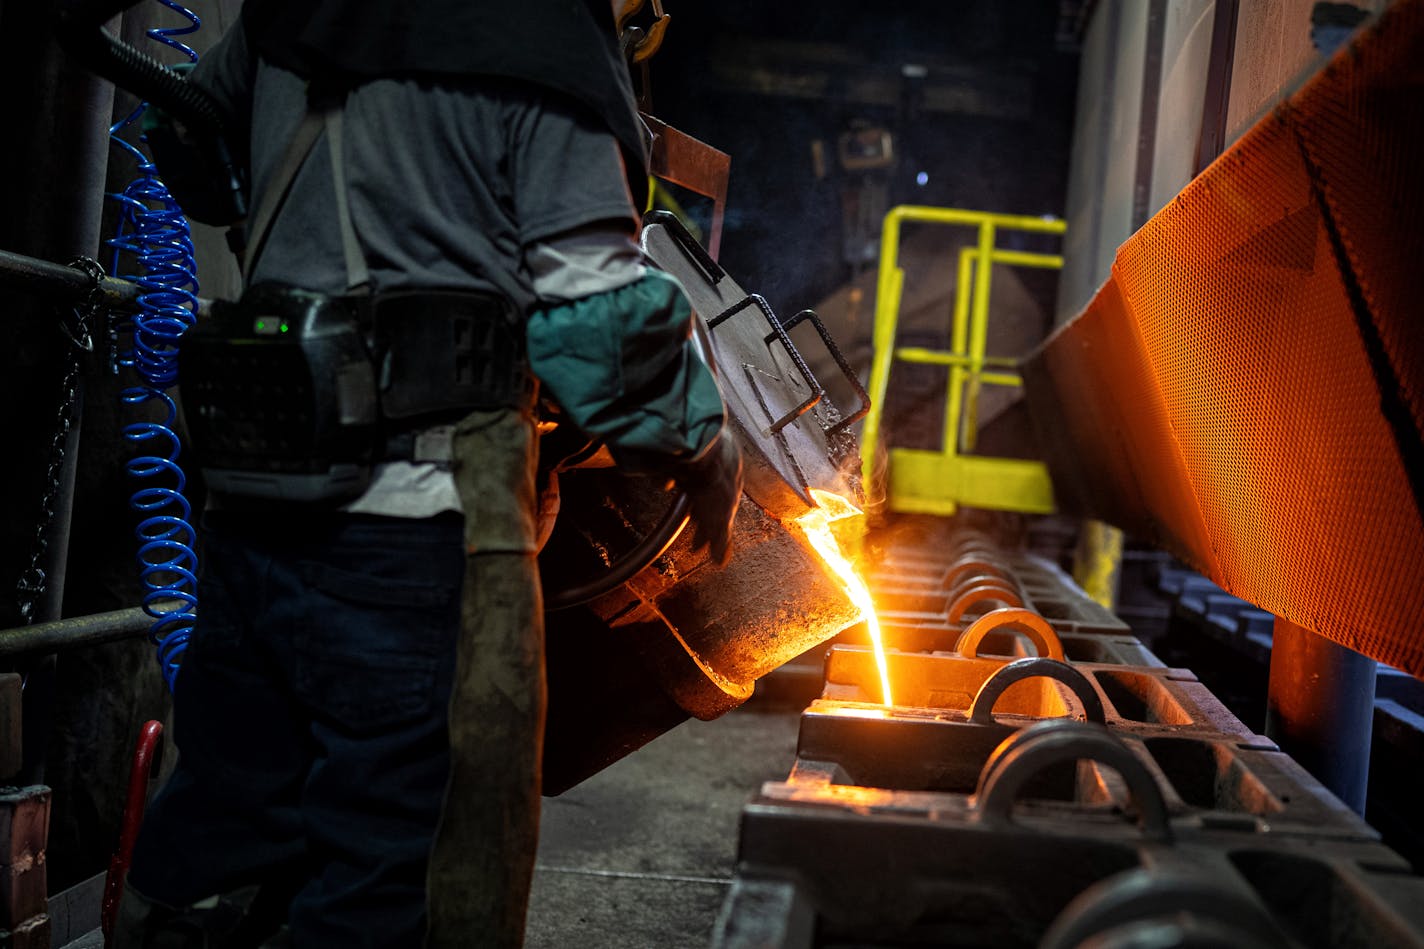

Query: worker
[111,1,742,946]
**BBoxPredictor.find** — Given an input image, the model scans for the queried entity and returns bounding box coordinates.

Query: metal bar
[642,114,731,260]
[0,246,215,316]
[15,43,118,788]
[970,249,1065,269]
[643,209,725,285]
[882,205,1067,235]
[968,223,998,369]
[859,237,905,494]
[707,294,822,434]
[1133,0,1168,230]
[893,360,1021,388]
[1195,0,1241,174]
[778,309,871,436]
[941,247,976,462]
[0,605,158,658]
[950,246,975,356]
[977,374,1023,387]
[0,247,141,308]
[895,349,1019,370]
[1265,616,1376,814]
[940,246,1060,458]
[963,222,998,452]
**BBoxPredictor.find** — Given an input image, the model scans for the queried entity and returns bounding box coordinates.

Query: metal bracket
[967,657,1106,726]
[775,309,871,436]
[974,718,1173,842]
[707,294,823,436]
[644,209,724,286]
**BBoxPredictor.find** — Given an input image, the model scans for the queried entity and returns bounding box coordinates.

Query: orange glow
[825,705,889,720]
[795,489,894,706]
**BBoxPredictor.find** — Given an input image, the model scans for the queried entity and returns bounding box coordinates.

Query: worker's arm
[524,224,741,564]
[526,236,723,464]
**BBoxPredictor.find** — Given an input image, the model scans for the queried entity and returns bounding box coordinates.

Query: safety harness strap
[242,93,369,292]
[323,107,371,291]
[241,109,323,277]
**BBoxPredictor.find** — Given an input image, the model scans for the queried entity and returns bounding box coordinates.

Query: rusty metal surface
[540,483,860,791]
[720,792,1424,949]
[642,114,730,259]
[722,752,1423,948]
[541,465,857,795]
[824,646,1258,739]
[563,468,863,692]
[791,699,1371,839]
[713,528,1424,946]
[718,710,1421,948]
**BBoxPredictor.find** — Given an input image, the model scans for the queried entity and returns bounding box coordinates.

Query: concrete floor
[52,690,807,949]
[526,700,802,949]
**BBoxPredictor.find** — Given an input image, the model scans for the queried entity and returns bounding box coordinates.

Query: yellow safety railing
[862,206,1067,516]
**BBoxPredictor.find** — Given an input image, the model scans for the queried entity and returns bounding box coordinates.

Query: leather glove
[668,432,743,567]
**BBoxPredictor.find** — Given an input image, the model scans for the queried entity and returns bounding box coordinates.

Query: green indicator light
[279,322,290,333]
[255,320,266,331]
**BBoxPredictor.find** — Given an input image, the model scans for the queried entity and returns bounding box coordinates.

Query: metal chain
[14,257,108,625]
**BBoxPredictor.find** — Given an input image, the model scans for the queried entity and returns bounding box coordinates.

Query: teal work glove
[526,269,724,461]
[528,269,742,564]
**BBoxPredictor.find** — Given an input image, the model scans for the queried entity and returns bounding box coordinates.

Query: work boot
[111,882,258,949]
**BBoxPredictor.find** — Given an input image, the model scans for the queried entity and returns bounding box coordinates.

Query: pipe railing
[0,246,212,316]
[0,603,172,659]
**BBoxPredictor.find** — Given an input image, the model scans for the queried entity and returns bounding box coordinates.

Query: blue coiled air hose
[106,0,202,690]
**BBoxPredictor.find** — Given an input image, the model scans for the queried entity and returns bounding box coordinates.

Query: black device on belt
[179,282,532,504]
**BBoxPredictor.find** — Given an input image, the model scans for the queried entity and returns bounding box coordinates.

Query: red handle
[102,719,165,946]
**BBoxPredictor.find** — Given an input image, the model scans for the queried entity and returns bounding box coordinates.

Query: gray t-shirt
[191,18,650,517]
[194,17,641,303]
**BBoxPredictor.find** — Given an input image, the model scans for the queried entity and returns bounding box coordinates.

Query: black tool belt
[179,282,533,504]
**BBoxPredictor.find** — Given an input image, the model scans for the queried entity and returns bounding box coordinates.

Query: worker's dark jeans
[127,508,465,948]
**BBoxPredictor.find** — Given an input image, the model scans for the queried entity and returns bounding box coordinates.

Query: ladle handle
[943,553,1011,590]
[956,608,1065,661]
[709,294,824,435]
[1040,866,1289,949]
[974,719,1172,842]
[967,657,1104,725]
[947,581,1023,622]
[777,308,871,436]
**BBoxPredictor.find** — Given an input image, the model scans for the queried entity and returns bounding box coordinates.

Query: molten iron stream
[796,489,894,706]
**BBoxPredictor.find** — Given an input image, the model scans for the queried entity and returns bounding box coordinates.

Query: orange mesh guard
[1023,0,1424,675]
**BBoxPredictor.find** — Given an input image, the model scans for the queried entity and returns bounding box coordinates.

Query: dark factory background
[646,0,1081,475]
[649,1,1077,319]
[3,0,1422,946]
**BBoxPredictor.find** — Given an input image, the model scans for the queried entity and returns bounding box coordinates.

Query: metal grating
[1024,0,1424,675]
